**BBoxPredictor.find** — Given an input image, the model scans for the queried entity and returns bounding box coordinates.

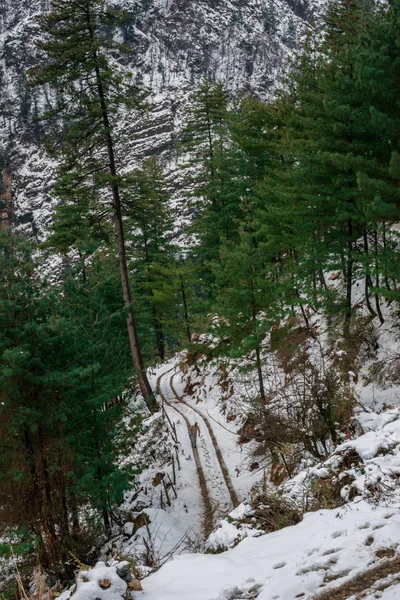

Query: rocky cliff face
[0,0,323,239]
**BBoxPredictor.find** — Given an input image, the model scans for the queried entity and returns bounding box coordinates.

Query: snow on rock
[280,407,400,506]
[339,429,395,460]
[1,0,326,241]
[206,503,260,552]
[123,522,135,537]
[367,583,400,599]
[206,519,244,552]
[59,562,129,600]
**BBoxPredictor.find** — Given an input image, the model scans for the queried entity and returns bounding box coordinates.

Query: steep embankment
[139,403,400,600]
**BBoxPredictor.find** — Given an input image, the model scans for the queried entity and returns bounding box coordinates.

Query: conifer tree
[212,225,282,407]
[125,157,197,357]
[30,0,157,411]
[125,157,175,361]
[181,80,232,271]
[272,0,381,328]
[354,0,400,303]
[0,232,136,570]
[209,96,286,401]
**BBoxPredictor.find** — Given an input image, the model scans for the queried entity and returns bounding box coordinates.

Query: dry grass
[1,550,55,600]
[248,491,302,533]
[313,552,400,599]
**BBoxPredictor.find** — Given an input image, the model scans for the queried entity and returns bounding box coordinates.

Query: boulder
[128,579,143,592]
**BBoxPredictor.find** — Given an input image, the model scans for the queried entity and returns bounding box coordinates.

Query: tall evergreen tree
[125,157,175,361]
[125,157,197,357]
[29,0,156,411]
[0,233,135,571]
[271,0,385,329]
[180,80,232,272]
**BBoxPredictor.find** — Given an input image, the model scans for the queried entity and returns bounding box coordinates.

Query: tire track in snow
[169,372,240,508]
[156,369,214,539]
[168,373,231,521]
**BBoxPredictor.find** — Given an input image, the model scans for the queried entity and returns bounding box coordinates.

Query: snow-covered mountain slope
[96,291,400,600]
[59,349,400,600]
[141,498,400,600]
[0,0,323,239]
[126,360,400,599]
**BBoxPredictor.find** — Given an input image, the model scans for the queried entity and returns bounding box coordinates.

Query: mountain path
[169,372,240,508]
[156,369,214,539]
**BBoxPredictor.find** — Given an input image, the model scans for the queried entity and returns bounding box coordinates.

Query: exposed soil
[314,553,400,599]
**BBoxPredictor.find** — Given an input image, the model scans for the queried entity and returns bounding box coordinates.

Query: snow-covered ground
[136,403,400,599]
[139,500,400,600]
[53,292,400,600]
[113,303,400,599]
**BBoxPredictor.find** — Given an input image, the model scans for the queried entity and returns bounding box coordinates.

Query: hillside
[1,0,400,598]
[0,0,321,238]
[54,305,400,600]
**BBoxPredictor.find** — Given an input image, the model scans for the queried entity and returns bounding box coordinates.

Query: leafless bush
[3,559,56,600]
[248,489,302,532]
[239,325,359,472]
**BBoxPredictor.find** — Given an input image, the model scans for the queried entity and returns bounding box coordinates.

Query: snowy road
[157,368,237,537]
[170,372,239,508]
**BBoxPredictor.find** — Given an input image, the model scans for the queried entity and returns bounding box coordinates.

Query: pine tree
[125,157,198,357]
[124,157,175,361]
[271,0,384,329]
[60,254,136,535]
[0,232,137,570]
[29,0,157,411]
[212,215,284,406]
[354,0,400,304]
[207,96,289,401]
[180,80,232,272]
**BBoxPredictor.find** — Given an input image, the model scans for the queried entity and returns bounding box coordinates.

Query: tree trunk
[69,489,80,541]
[255,345,266,407]
[344,218,353,336]
[318,269,328,291]
[362,229,377,318]
[250,274,266,406]
[180,273,192,343]
[88,21,156,411]
[143,227,165,361]
[382,222,392,293]
[151,303,165,361]
[373,229,384,324]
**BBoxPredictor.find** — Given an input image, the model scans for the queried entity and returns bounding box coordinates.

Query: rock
[1,0,320,242]
[123,522,134,536]
[116,561,132,583]
[152,472,165,487]
[73,562,127,599]
[128,579,143,592]
[133,511,151,533]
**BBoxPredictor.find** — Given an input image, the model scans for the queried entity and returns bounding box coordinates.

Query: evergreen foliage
[0,232,136,571]
[124,157,194,360]
[30,0,156,410]
[7,0,400,580]
[178,0,400,405]
[180,80,232,275]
